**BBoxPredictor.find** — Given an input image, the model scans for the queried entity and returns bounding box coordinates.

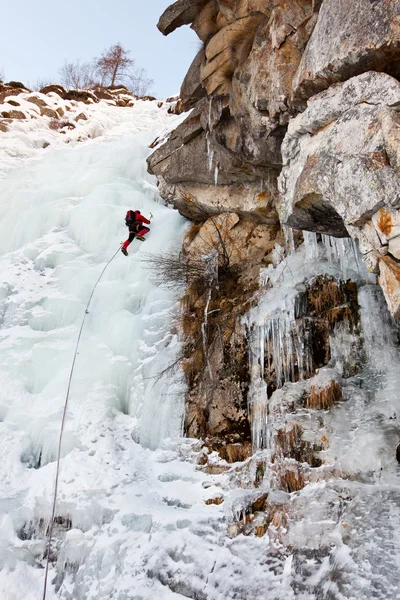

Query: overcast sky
[1,0,199,98]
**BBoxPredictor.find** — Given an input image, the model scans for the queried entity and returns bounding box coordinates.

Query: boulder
[158,0,209,36]
[216,0,271,23]
[0,87,29,102]
[199,13,265,96]
[26,95,48,108]
[106,85,130,93]
[1,110,26,119]
[148,99,205,176]
[191,0,219,41]
[40,107,59,119]
[75,112,88,122]
[5,81,29,90]
[156,176,279,222]
[231,1,316,123]
[205,15,263,63]
[40,84,67,98]
[292,0,400,105]
[65,89,99,103]
[0,119,11,132]
[92,88,115,101]
[278,71,400,315]
[184,213,281,265]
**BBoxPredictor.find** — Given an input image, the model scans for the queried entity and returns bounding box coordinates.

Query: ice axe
[149,212,154,220]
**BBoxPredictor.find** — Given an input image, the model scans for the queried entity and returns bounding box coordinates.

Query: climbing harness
[42,246,121,600]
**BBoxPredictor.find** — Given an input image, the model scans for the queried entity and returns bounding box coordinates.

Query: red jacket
[134,211,150,225]
[126,210,150,228]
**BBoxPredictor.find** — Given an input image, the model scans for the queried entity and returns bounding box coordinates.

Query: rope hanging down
[42,246,121,600]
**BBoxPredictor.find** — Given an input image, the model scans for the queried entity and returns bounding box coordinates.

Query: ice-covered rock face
[278,71,400,315]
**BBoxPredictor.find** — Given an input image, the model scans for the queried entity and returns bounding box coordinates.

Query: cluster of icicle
[247,230,358,450]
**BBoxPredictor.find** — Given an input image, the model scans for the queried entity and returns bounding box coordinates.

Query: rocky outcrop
[180,216,281,461]
[278,71,400,313]
[150,0,400,317]
[150,0,324,222]
[0,84,162,135]
[157,0,209,35]
[292,0,400,106]
[0,81,30,103]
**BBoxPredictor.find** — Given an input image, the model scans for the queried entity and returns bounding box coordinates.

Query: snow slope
[0,102,200,598]
[0,100,292,600]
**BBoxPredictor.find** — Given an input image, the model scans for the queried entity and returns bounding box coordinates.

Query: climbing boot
[121,247,128,256]
[136,234,146,242]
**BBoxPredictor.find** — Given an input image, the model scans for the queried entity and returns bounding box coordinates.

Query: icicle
[214,165,219,186]
[247,323,269,451]
[351,239,361,273]
[259,269,270,287]
[200,250,218,381]
[260,324,265,380]
[202,287,213,379]
[321,234,333,265]
[208,96,213,132]
[217,98,223,120]
[303,231,319,260]
[283,225,295,256]
[206,133,214,172]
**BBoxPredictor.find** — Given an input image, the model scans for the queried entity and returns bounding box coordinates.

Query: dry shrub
[142,250,218,290]
[224,442,252,463]
[204,495,224,505]
[275,424,303,459]
[308,279,344,316]
[307,277,359,329]
[275,425,322,467]
[306,380,342,410]
[279,466,305,493]
[49,118,75,131]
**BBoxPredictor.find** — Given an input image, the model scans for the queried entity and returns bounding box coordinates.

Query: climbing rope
[42,246,121,600]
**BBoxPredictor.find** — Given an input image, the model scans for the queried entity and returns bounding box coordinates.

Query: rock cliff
[147,1,400,586]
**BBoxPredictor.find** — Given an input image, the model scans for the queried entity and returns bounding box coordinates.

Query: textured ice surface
[1,101,400,600]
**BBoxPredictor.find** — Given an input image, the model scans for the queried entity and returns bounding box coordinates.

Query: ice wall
[0,103,193,598]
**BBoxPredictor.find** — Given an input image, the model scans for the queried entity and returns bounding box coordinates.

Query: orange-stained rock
[379,255,400,318]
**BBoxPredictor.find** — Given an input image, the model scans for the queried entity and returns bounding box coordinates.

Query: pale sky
[1,0,199,98]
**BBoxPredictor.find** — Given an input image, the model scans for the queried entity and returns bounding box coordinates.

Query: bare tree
[125,67,154,96]
[95,43,133,87]
[94,43,153,94]
[59,59,97,89]
[0,68,4,83]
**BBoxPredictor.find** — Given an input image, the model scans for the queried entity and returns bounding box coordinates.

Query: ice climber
[121,210,151,256]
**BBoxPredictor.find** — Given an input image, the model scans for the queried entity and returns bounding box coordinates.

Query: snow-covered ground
[1,98,400,600]
[0,102,216,599]
[0,100,294,600]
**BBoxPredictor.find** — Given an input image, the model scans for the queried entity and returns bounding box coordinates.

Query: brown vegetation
[306,379,343,410]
